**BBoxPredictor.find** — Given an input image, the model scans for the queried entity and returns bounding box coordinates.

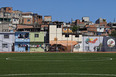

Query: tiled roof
[86,25,96,27]
[17,25,33,29]
[50,40,78,46]
[41,25,48,28]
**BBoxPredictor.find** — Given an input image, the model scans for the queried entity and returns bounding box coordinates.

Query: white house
[0,32,15,52]
[49,25,83,52]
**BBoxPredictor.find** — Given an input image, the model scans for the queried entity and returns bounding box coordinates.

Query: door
[25,45,28,52]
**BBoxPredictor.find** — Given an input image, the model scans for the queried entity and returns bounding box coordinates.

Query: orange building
[0,7,13,13]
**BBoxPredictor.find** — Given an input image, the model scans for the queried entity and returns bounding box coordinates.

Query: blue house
[15,32,30,52]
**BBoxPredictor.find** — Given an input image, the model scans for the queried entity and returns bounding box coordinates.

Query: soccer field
[0,53,116,77]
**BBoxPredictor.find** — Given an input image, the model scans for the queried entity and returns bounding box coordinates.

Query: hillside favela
[0,7,116,52]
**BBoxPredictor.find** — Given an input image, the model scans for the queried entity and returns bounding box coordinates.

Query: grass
[0,53,116,77]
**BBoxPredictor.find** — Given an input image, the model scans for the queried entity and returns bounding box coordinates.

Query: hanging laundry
[37,45,39,47]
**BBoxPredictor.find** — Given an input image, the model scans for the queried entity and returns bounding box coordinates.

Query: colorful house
[15,32,30,52]
[29,32,45,52]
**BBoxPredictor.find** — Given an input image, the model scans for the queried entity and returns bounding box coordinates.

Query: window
[25,33,29,38]
[9,8,11,10]
[65,34,69,37]
[69,28,72,30]
[18,34,23,38]
[35,34,39,37]
[4,8,6,10]
[75,34,79,37]
[27,19,30,22]
[4,35,9,38]
[13,13,15,16]
[18,44,21,47]
[57,25,61,28]
[13,19,16,21]
[19,14,21,16]
[64,28,67,30]
[2,44,8,48]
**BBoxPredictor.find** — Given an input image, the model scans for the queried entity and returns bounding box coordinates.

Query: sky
[0,0,116,23]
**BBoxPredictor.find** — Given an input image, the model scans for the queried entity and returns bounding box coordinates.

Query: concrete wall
[82,36,103,52]
[49,25,82,41]
[0,23,9,32]
[30,42,44,52]
[49,25,62,41]
[30,32,45,42]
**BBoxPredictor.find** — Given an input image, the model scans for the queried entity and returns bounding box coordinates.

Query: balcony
[15,32,30,42]
[15,38,30,42]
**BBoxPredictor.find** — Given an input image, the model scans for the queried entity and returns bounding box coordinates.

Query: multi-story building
[95,18,107,26]
[0,32,15,52]
[29,32,46,52]
[86,24,110,36]
[22,12,42,25]
[82,17,90,22]
[0,7,13,13]
[12,10,22,24]
[0,11,12,23]
[49,25,82,52]
[44,16,52,22]
[33,14,42,25]
[15,32,30,52]
[22,12,33,25]
[0,23,11,32]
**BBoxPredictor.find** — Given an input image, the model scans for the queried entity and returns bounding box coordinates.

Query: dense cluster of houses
[0,7,116,52]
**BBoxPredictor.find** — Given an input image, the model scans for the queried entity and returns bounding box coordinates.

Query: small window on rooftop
[65,34,69,37]
[75,34,79,37]
[57,25,61,28]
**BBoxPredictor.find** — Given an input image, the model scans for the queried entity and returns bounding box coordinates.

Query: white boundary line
[0,73,116,76]
[5,57,113,62]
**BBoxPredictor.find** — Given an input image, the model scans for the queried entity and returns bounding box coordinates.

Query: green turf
[0,53,116,77]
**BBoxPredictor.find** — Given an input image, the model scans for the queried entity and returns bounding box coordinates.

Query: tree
[71,25,80,33]
[109,30,116,38]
